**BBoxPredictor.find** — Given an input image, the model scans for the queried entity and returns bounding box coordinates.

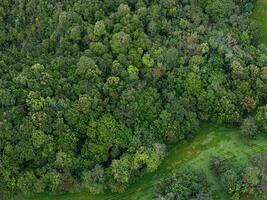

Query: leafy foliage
[0,0,266,198]
[155,168,213,200]
[209,153,267,199]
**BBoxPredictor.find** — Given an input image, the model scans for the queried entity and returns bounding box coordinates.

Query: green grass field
[252,0,267,44]
[17,124,267,200]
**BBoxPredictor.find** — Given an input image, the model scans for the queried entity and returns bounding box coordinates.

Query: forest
[0,0,266,200]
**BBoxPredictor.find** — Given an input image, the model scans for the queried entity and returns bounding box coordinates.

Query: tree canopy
[0,0,266,199]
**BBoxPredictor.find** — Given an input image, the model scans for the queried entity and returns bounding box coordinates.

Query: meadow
[252,0,267,44]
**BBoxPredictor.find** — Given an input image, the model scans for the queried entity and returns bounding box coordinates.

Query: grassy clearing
[18,124,267,200]
[252,0,267,44]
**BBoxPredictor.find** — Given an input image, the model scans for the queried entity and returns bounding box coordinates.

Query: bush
[209,153,267,199]
[155,168,213,200]
[240,117,258,139]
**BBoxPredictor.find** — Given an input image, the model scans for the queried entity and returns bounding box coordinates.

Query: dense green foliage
[0,0,266,199]
[209,153,267,200]
[155,151,267,200]
[16,125,267,200]
[155,168,213,200]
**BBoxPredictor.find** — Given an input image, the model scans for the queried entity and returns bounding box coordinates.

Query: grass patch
[252,0,267,44]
